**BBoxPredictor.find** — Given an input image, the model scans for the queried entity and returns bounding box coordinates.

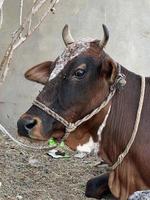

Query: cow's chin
[28,131,49,141]
[51,130,65,143]
[28,129,65,143]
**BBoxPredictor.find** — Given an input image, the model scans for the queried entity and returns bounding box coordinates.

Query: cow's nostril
[17,116,39,137]
[25,119,37,130]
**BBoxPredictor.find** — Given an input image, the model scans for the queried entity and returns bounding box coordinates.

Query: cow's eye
[74,69,86,78]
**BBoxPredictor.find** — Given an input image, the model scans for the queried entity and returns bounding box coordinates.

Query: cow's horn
[62,24,75,46]
[99,24,109,48]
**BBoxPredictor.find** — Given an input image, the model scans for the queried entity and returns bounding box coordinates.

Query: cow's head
[17,25,118,152]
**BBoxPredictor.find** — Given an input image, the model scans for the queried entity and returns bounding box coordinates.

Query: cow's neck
[100,66,142,165]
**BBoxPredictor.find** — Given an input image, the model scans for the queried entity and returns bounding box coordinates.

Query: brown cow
[17,24,150,199]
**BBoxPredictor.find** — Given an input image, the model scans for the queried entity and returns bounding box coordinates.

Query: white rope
[33,89,116,140]
[110,76,145,170]
[0,123,51,150]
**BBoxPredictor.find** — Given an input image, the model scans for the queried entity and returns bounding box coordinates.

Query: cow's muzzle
[17,114,45,140]
[17,116,36,134]
[17,113,65,141]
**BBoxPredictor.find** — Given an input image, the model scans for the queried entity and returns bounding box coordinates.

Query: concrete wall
[1,0,150,133]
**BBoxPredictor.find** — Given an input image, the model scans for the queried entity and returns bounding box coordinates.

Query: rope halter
[33,64,126,140]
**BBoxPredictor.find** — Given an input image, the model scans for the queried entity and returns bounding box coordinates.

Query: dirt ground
[0,133,115,200]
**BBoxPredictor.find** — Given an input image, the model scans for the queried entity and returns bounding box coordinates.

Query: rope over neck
[109,76,145,171]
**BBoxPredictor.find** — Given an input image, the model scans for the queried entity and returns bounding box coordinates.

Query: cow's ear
[24,61,54,85]
[100,58,117,83]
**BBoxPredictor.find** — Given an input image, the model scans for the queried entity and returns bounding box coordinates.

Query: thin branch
[19,0,24,26]
[30,2,53,34]
[27,14,32,35]
[0,0,5,29]
[32,0,47,15]
[0,5,3,29]
[0,0,5,9]
[27,0,47,35]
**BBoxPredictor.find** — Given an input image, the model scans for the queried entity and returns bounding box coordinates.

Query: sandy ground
[0,133,115,200]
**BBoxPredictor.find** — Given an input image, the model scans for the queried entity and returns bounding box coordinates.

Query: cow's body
[100,67,150,199]
[17,25,150,199]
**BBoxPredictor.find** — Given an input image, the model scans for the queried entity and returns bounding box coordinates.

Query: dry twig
[0,0,60,83]
[0,0,5,29]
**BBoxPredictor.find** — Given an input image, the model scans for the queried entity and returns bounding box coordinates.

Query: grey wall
[1,0,150,133]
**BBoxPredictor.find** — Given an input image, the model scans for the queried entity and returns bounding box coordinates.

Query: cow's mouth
[27,128,65,143]
[51,130,65,143]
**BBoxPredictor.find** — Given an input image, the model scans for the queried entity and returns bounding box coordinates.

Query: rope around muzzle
[33,89,116,139]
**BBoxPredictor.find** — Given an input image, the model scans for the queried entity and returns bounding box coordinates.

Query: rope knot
[116,74,126,90]
[66,123,77,133]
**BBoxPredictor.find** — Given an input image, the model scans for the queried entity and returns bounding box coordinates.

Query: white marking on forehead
[76,137,99,154]
[97,106,111,142]
[49,39,95,81]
